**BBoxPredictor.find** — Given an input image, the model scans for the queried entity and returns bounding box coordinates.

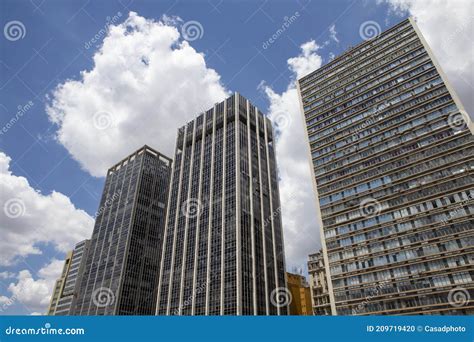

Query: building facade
[48,240,91,315]
[156,93,287,315]
[307,250,331,315]
[286,272,312,315]
[298,18,474,315]
[74,146,172,315]
[47,251,73,315]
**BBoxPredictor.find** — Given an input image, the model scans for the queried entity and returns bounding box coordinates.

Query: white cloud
[0,271,15,279]
[47,11,228,177]
[287,40,323,80]
[329,24,340,43]
[4,259,63,314]
[382,0,474,116]
[261,41,325,270]
[0,151,94,266]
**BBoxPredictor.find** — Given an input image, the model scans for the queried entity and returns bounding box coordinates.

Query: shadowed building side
[73,146,172,315]
[156,93,288,315]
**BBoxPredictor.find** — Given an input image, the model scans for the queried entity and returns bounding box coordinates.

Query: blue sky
[1,0,471,315]
[1,0,395,211]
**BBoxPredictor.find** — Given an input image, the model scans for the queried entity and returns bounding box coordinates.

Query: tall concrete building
[298,18,474,315]
[47,251,73,315]
[74,146,172,315]
[307,250,331,315]
[156,93,287,315]
[48,240,91,315]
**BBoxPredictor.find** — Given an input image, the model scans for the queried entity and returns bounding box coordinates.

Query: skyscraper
[48,240,91,315]
[74,146,172,315]
[298,18,474,315]
[156,93,287,315]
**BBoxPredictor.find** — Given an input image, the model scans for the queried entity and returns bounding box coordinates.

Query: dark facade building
[156,93,287,315]
[48,240,91,315]
[74,146,172,315]
[298,18,474,315]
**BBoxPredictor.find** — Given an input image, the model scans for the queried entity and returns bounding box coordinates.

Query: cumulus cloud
[0,271,15,279]
[0,151,94,266]
[261,41,325,271]
[47,11,228,177]
[3,259,63,314]
[382,0,474,116]
[287,40,323,80]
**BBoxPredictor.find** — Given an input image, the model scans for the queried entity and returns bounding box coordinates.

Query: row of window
[330,237,472,276]
[300,20,412,92]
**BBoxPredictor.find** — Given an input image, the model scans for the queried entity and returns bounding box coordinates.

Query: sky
[0,0,472,315]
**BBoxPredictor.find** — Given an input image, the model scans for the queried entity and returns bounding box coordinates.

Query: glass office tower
[74,146,172,315]
[298,18,474,315]
[48,240,91,315]
[156,93,287,315]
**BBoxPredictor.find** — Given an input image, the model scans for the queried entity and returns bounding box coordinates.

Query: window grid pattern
[299,18,474,315]
[156,93,287,315]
